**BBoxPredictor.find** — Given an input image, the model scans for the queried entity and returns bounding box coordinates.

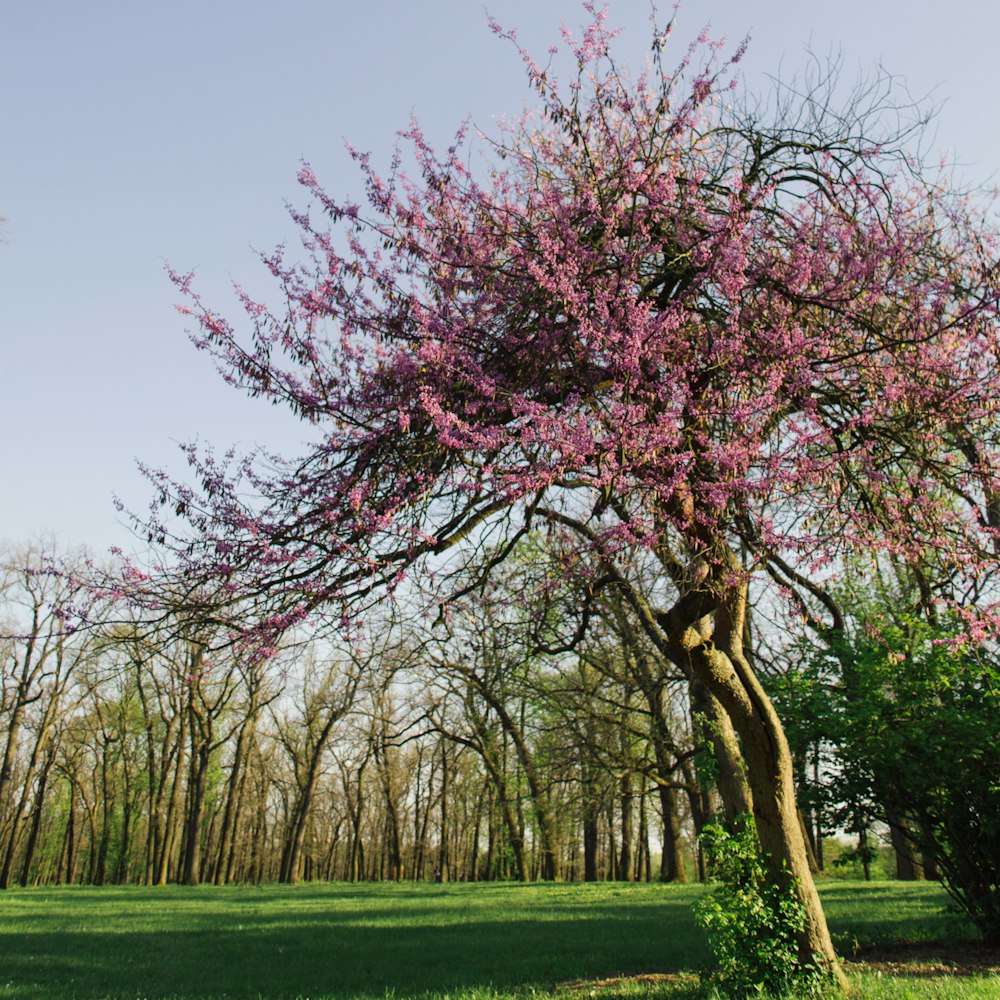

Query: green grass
[0,881,994,999]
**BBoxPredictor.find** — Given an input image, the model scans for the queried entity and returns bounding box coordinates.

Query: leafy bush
[694,821,829,998]
[772,605,1000,942]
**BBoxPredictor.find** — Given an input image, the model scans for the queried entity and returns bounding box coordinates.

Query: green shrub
[694,821,830,998]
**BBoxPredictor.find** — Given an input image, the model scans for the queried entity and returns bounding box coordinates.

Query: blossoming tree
[148,6,1000,985]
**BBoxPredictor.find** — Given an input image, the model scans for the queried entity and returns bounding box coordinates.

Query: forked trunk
[697,584,847,991]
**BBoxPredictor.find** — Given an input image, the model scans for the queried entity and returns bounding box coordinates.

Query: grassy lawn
[0,881,995,999]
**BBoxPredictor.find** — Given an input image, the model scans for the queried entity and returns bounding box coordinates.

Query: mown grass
[0,880,994,999]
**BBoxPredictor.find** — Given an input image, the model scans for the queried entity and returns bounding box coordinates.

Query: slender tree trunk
[282,727,341,883]
[468,779,487,881]
[438,740,449,882]
[636,794,650,882]
[377,744,403,881]
[343,761,367,883]
[618,770,634,882]
[149,729,178,885]
[181,743,210,885]
[606,800,618,880]
[281,798,309,883]
[116,754,134,884]
[859,827,872,881]
[93,741,113,887]
[680,758,710,881]
[799,808,820,875]
[477,693,559,880]
[224,750,254,884]
[158,711,187,885]
[583,800,599,882]
[919,818,939,881]
[640,679,687,882]
[413,754,435,881]
[83,789,98,884]
[18,747,55,887]
[469,736,526,881]
[0,701,28,829]
[484,786,497,881]
[658,783,686,882]
[214,717,254,884]
[0,741,44,888]
[63,784,78,884]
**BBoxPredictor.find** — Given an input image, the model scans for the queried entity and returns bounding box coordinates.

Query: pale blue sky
[2,0,998,554]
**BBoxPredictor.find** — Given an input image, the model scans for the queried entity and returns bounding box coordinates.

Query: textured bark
[702,583,846,990]
[689,677,753,821]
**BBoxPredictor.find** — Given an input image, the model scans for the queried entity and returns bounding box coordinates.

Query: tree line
[0,541,703,889]
[6,539,988,912]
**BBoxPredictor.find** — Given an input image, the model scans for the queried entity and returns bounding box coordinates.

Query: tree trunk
[859,827,872,881]
[799,808,820,875]
[636,794,651,882]
[680,758,710,881]
[886,809,918,880]
[618,770,634,883]
[63,783,78,884]
[918,818,939,881]
[223,750,253,884]
[658,782,687,882]
[583,798,600,882]
[637,676,688,883]
[678,581,846,991]
[377,742,404,881]
[18,747,55,887]
[689,678,752,821]
[214,715,255,884]
[480,694,559,880]
[115,752,135,884]
[157,710,187,885]
[181,743,210,885]
[0,701,28,825]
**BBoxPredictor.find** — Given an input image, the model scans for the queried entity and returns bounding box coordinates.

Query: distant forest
[0,540,938,890]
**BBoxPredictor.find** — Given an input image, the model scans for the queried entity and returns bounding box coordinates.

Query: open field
[0,881,996,999]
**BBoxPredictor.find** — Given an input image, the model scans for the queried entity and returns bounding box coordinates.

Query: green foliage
[824,839,895,882]
[694,822,829,998]
[769,597,1000,942]
[843,618,1000,942]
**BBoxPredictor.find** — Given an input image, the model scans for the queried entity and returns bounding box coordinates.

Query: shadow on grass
[0,881,980,1000]
[817,881,981,956]
[0,889,708,1000]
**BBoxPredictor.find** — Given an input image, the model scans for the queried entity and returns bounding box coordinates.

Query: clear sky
[3,0,999,555]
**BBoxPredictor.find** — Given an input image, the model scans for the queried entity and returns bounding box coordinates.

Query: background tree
[275,645,361,883]
[0,544,95,889]
[771,581,1000,942]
